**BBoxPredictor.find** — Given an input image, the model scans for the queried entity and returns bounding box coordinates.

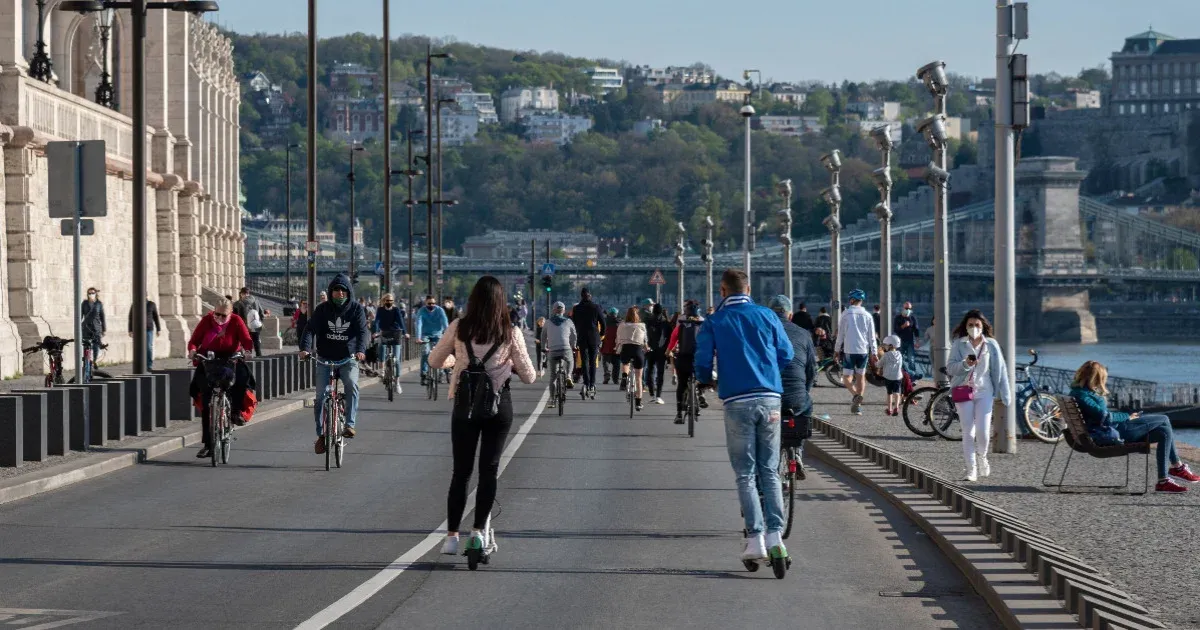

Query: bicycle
[196,351,244,467]
[626,373,635,418]
[816,355,844,388]
[22,336,73,387]
[549,359,567,416]
[68,337,113,384]
[682,375,699,437]
[420,338,442,401]
[312,356,355,470]
[378,333,402,402]
[902,384,942,438]
[927,349,1065,443]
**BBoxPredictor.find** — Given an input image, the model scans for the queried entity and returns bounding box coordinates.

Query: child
[534,316,547,376]
[879,334,904,416]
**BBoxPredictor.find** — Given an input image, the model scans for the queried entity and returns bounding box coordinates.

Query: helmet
[848,289,867,302]
[606,307,619,316]
[684,302,699,317]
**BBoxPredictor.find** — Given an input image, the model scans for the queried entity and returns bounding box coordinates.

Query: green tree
[800,89,835,123]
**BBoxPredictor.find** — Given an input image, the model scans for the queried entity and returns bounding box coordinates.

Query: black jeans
[448,386,514,531]
[190,363,246,449]
[579,344,599,388]
[645,350,667,397]
[250,331,263,357]
[674,354,695,409]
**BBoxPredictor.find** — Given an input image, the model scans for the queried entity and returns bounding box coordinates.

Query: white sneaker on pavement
[765,531,784,550]
[441,535,459,555]
[963,467,978,482]
[741,534,768,561]
[979,457,991,478]
[654,397,664,405]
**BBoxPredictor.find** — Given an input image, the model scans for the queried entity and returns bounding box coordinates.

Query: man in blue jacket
[299,273,369,453]
[696,269,794,566]
[414,294,450,386]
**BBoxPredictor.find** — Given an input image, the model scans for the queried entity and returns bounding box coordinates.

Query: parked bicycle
[926,349,1064,443]
[22,336,74,387]
[312,356,354,470]
[196,351,243,467]
[815,355,844,388]
[66,337,112,384]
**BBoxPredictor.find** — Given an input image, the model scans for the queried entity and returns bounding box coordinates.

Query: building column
[3,125,52,374]
[155,173,190,356]
[0,124,24,378]
[0,0,25,75]
[178,181,203,325]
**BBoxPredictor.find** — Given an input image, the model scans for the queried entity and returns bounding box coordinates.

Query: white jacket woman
[944,310,1011,482]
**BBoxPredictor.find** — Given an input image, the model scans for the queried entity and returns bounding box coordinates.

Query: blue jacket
[695,294,794,403]
[1070,387,1128,445]
[414,305,449,340]
[372,306,406,335]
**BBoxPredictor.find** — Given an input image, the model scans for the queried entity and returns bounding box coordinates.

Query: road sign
[305,240,320,253]
[649,269,666,285]
[374,262,386,276]
[60,219,95,236]
[47,140,107,218]
[540,262,556,276]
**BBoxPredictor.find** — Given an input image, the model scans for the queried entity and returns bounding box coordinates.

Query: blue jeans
[723,396,786,537]
[901,342,920,379]
[314,361,359,437]
[1116,414,1178,479]
[146,329,156,370]
[420,335,440,376]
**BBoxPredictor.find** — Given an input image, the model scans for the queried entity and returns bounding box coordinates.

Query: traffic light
[541,275,553,292]
[700,238,712,264]
[350,270,360,285]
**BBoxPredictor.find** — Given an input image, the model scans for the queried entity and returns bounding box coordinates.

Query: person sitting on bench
[1070,360,1200,493]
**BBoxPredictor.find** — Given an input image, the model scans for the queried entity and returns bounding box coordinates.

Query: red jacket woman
[187,300,254,459]
[188,308,253,357]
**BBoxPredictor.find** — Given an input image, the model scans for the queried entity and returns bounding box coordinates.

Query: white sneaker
[765,531,784,550]
[741,534,768,561]
[963,468,978,482]
[979,457,991,478]
[441,535,459,555]
[654,397,664,405]
[485,528,498,554]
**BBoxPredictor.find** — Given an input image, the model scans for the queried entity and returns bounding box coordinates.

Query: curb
[808,418,1166,630]
[0,360,415,508]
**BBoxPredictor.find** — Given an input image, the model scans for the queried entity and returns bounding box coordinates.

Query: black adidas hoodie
[300,273,369,360]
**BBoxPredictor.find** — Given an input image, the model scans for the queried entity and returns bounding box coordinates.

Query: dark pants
[579,344,599,388]
[190,363,246,449]
[448,387,514,531]
[603,353,620,383]
[675,354,695,410]
[250,331,263,357]
[535,344,544,371]
[1116,414,1178,479]
[645,350,667,397]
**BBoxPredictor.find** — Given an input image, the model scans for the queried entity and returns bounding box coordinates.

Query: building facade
[522,112,592,145]
[1110,30,1200,116]
[0,6,241,376]
[500,87,559,123]
[454,91,499,124]
[846,100,901,122]
[585,67,623,93]
[759,115,823,137]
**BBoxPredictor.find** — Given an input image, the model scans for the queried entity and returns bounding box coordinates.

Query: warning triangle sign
[649,269,666,285]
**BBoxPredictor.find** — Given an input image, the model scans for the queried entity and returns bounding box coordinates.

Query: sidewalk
[811,382,1197,630]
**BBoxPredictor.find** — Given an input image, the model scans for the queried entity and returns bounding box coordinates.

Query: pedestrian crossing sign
[540,262,556,276]
[649,269,666,285]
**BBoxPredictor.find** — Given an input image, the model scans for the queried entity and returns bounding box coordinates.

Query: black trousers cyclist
[579,343,599,389]
[645,349,667,397]
[448,385,513,532]
[674,353,695,410]
[188,362,249,449]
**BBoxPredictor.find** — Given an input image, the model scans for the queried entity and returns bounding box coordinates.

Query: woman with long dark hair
[946,309,1011,482]
[429,276,536,557]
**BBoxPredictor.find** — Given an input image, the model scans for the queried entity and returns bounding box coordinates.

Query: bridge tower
[1015,157,1098,344]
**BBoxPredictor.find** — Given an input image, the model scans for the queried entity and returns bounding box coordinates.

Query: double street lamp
[916,59,952,387]
[60,0,220,376]
[391,129,424,309]
[424,43,453,298]
[284,142,300,300]
[820,150,843,332]
[435,96,457,295]
[347,144,365,279]
[870,126,894,338]
[777,179,793,305]
[674,222,686,312]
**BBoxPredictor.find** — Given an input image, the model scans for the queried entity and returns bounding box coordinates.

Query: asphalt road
[0,339,1001,630]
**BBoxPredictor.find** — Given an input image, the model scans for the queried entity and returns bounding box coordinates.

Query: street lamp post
[916,60,952,387]
[347,144,365,278]
[29,0,53,82]
[777,180,793,304]
[382,0,392,296]
[740,99,755,286]
[94,9,116,108]
[59,0,220,375]
[821,150,843,332]
[702,216,714,312]
[398,130,424,308]
[742,69,763,101]
[871,126,894,338]
[307,0,316,320]
[284,143,299,300]
[424,43,452,299]
[674,222,686,312]
[436,96,456,300]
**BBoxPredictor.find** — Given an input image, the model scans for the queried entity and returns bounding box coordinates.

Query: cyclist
[696,270,793,565]
[600,307,621,385]
[372,293,408,394]
[299,274,369,454]
[430,276,536,556]
[415,294,450,386]
[617,306,649,411]
[834,289,877,415]
[541,302,578,407]
[666,300,707,424]
[80,286,107,359]
[186,298,253,459]
[569,287,605,398]
[768,295,817,454]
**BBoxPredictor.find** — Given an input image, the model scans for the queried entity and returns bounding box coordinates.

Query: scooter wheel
[466,549,481,571]
[742,559,760,572]
[771,557,787,579]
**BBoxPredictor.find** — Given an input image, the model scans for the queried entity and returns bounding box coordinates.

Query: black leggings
[645,350,667,396]
[447,386,514,532]
[674,354,695,409]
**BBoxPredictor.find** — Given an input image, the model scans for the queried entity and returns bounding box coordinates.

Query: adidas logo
[327,317,351,341]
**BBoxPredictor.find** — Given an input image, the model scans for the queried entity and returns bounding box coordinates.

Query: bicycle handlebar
[307,356,357,367]
[193,351,245,363]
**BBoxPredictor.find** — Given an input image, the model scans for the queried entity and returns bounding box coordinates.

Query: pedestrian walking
[234,287,265,357]
[946,310,1012,482]
[834,289,877,415]
[600,308,621,385]
[644,304,670,404]
[871,304,882,341]
[696,269,794,565]
[894,301,921,379]
[791,302,814,331]
[814,307,832,338]
[127,296,162,370]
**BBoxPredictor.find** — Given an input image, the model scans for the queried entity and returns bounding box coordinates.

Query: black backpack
[675,320,700,355]
[453,341,502,421]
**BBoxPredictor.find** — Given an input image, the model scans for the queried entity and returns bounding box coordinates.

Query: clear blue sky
[213,0,1200,83]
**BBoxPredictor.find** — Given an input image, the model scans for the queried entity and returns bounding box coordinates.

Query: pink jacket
[428,320,536,399]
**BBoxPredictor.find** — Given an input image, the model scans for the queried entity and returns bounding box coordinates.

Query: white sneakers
[978,457,991,478]
[963,467,978,482]
[742,534,768,561]
[441,534,459,555]
[765,531,784,551]
[654,397,665,405]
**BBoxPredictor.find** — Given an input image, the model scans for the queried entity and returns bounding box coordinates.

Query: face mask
[87,293,96,301]
[967,326,983,339]
[332,296,347,307]
[426,304,436,311]
[903,309,912,316]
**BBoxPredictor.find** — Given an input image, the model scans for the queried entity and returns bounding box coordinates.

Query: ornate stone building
[0,3,241,378]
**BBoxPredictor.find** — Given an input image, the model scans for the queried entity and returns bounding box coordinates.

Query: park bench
[1042,395,1151,495]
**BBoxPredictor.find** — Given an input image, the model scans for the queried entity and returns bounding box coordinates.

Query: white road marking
[294,387,550,630]
[0,609,121,629]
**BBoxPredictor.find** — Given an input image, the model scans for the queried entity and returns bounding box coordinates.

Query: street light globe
[740,104,755,118]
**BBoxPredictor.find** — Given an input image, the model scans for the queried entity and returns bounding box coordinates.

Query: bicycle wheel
[385,361,394,402]
[219,395,231,465]
[824,362,844,388]
[902,386,941,437]
[433,377,439,401]
[687,381,696,438]
[323,398,335,471]
[1023,392,1065,443]
[557,375,565,417]
[208,393,222,467]
[628,389,634,418]
[929,390,963,441]
[780,448,796,539]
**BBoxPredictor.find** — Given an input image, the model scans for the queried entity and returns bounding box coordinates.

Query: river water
[1030,342,1200,447]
